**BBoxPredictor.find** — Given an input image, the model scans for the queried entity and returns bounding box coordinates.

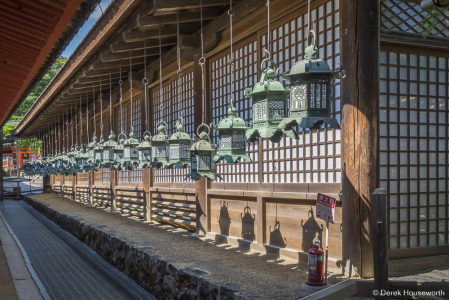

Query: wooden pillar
[110,169,117,212]
[341,0,379,278]
[72,174,76,200]
[142,168,153,221]
[43,176,50,193]
[371,188,388,298]
[196,177,210,235]
[15,143,19,176]
[256,196,266,244]
[88,171,93,205]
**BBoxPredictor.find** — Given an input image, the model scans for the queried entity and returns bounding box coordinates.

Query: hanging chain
[308,0,311,32]
[80,94,83,142]
[62,111,65,150]
[229,0,235,104]
[129,51,133,131]
[199,0,206,125]
[58,117,61,153]
[266,0,271,59]
[177,10,182,119]
[66,110,69,150]
[142,40,149,132]
[110,70,113,131]
[71,104,74,147]
[76,109,78,146]
[86,92,90,143]
[93,83,96,135]
[119,60,123,134]
[159,26,163,123]
[100,76,103,126]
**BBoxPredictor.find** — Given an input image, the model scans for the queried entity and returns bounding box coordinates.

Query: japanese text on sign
[316,193,336,224]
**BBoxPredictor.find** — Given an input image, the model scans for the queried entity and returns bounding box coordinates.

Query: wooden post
[43,176,50,193]
[88,171,93,205]
[15,143,19,176]
[371,188,388,299]
[72,174,76,200]
[142,168,151,221]
[110,169,117,212]
[256,196,266,244]
[196,177,210,235]
[341,0,379,278]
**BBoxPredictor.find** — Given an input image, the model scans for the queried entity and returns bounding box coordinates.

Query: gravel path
[27,193,350,299]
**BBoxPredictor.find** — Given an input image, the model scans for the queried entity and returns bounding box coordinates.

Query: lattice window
[381,0,449,38]
[152,71,195,183]
[130,166,142,183]
[77,172,89,184]
[261,0,341,183]
[65,176,72,184]
[380,50,448,250]
[94,170,102,183]
[102,167,110,182]
[116,103,129,136]
[118,170,129,183]
[132,98,141,139]
[211,40,258,183]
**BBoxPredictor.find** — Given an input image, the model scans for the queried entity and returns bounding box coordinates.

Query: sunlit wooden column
[341,0,379,278]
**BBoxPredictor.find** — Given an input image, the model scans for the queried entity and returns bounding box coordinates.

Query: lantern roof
[190,131,216,152]
[103,130,118,148]
[152,123,168,142]
[137,133,152,149]
[213,99,249,131]
[87,134,98,149]
[168,122,193,142]
[124,130,140,147]
[248,63,290,96]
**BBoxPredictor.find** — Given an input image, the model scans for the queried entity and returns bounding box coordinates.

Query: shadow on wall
[218,201,231,236]
[241,204,256,242]
[301,208,324,251]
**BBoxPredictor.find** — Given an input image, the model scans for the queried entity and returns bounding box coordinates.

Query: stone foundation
[24,196,246,300]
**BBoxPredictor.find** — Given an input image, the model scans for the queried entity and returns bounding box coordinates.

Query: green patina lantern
[278,31,345,131]
[86,134,98,165]
[150,121,169,169]
[244,59,298,143]
[212,99,251,163]
[185,124,220,181]
[165,118,193,169]
[123,128,140,170]
[66,145,77,175]
[93,125,105,168]
[113,133,126,170]
[102,130,117,168]
[74,144,84,173]
[81,144,93,173]
[138,132,152,168]
[59,149,70,175]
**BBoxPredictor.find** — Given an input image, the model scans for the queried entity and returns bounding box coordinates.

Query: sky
[61,1,112,59]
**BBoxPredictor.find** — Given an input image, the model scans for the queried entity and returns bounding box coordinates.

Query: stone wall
[24,196,244,300]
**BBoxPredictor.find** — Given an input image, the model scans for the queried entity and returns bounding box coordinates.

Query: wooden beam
[84,67,129,78]
[154,0,238,12]
[137,10,220,29]
[341,0,379,279]
[122,24,200,42]
[93,57,158,70]
[180,35,200,50]
[110,37,177,53]
[101,46,171,62]
[77,74,122,84]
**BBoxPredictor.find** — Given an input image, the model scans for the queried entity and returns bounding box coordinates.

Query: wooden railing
[115,187,144,218]
[92,185,111,208]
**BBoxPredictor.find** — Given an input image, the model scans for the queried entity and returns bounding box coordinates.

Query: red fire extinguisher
[308,232,325,286]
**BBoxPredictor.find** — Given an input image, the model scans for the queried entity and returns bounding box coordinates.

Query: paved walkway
[0,200,156,300]
[23,193,347,299]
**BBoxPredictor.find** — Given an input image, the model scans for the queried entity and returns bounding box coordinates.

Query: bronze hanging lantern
[113,133,126,170]
[103,72,117,169]
[186,124,220,181]
[278,30,345,131]
[212,99,251,163]
[123,129,140,170]
[244,59,298,143]
[138,132,152,168]
[165,118,193,169]
[150,121,169,168]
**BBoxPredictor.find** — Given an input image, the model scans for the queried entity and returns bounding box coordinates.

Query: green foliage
[420,8,448,39]
[9,56,68,122]
[3,124,16,138]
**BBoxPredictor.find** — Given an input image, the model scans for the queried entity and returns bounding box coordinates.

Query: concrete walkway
[0,200,156,300]
[22,193,349,299]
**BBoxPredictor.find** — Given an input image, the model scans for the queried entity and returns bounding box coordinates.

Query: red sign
[316,193,336,224]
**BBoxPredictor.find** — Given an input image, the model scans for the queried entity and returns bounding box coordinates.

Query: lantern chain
[229,0,235,106]
[71,104,74,147]
[142,40,149,132]
[119,60,123,134]
[266,0,271,59]
[159,26,163,123]
[199,0,206,125]
[76,108,78,146]
[110,70,113,132]
[62,110,65,150]
[86,92,89,143]
[177,10,182,119]
[66,109,69,150]
[93,84,96,135]
[129,52,133,131]
[80,95,83,142]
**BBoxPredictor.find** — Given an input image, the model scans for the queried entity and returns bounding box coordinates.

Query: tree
[10,56,68,122]
[6,56,67,154]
